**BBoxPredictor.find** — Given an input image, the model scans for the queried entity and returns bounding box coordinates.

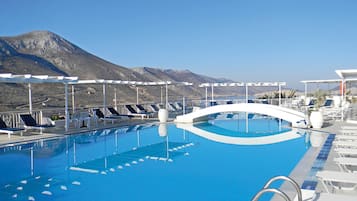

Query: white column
[245,83,249,130]
[160,86,163,105]
[205,87,208,107]
[278,84,282,106]
[136,87,139,105]
[71,85,75,114]
[114,87,117,110]
[28,83,32,114]
[245,84,248,103]
[341,80,345,121]
[183,96,186,115]
[211,84,214,102]
[103,84,107,116]
[65,83,69,131]
[304,83,308,113]
[165,83,168,109]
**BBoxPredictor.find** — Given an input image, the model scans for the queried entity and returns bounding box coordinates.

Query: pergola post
[183,96,186,115]
[71,85,75,114]
[136,87,139,105]
[211,84,214,102]
[245,84,248,103]
[165,83,168,109]
[304,82,308,114]
[65,83,69,131]
[160,86,163,105]
[28,83,32,114]
[304,83,307,104]
[341,80,345,121]
[205,87,208,107]
[114,87,117,110]
[278,83,282,106]
[103,83,107,116]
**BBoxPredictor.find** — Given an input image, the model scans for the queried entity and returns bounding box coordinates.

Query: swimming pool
[0,118,310,201]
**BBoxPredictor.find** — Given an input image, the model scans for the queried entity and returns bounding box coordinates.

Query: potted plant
[309,90,326,129]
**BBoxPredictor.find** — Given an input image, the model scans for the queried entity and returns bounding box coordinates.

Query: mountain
[132,67,231,84]
[0,31,239,111]
[1,31,146,80]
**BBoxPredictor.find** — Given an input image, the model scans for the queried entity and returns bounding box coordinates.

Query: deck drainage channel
[301,133,335,190]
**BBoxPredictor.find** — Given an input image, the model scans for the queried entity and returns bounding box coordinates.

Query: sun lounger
[306,99,316,108]
[333,141,357,148]
[315,193,357,201]
[316,170,357,193]
[335,148,357,157]
[0,117,24,138]
[20,114,54,130]
[335,135,357,141]
[168,103,179,111]
[93,108,123,124]
[294,189,357,201]
[175,102,184,110]
[322,99,334,108]
[107,107,133,119]
[135,104,153,115]
[210,101,218,106]
[334,157,357,172]
[149,104,160,113]
[124,105,149,119]
[261,100,269,104]
[340,130,357,135]
[341,126,357,130]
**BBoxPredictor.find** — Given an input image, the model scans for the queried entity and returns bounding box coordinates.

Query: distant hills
[0,31,270,112]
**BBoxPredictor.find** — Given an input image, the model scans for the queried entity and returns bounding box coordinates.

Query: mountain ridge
[0,30,238,111]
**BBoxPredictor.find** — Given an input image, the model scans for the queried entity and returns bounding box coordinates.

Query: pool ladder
[251,175,302,201]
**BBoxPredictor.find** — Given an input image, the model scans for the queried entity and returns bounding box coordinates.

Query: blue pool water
[197,118,292,137]
[0,118,310,201]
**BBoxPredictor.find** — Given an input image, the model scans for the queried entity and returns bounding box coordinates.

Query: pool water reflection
[0,119,310,201]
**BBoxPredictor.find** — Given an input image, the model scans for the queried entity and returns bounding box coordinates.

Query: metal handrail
[251,175,302,201]
[251,188,291,201]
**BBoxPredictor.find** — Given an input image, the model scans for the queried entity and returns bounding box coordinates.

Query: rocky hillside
[0,31,242,112]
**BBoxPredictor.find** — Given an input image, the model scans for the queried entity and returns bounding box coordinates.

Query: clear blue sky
[1,0,357,89]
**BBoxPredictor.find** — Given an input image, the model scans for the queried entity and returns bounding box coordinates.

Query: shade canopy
[69,79,192,86]
[300,79,342,84]
[336,69,357,80]
[301,69,357,83]
[0,73,78,83]
[199,82,245,87]
[199,82,286,87]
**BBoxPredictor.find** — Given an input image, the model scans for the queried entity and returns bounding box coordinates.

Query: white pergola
[199,82,286,107]
[301,69,357,120]
[300,79,342,100]
[301,70,357,101]
[69,80,193,116]
[0,73,78,130]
